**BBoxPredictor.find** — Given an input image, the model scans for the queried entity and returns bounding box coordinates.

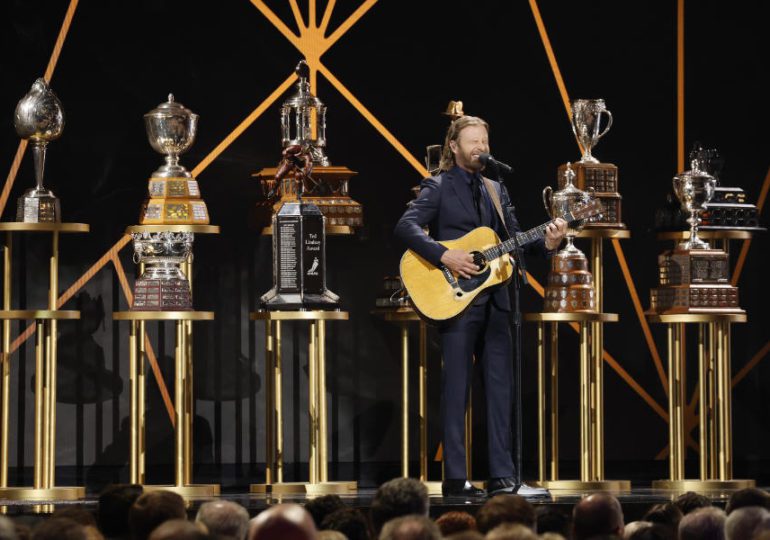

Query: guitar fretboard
[480,210,576,262]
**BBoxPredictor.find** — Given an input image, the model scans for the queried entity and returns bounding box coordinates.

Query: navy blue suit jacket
[394,167,549,311]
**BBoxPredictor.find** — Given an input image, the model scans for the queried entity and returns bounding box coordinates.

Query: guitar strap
[482,176,511,239]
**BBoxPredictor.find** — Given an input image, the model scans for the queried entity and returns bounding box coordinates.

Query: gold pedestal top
[0,309,80,320]
[113,311,215,321]
[524,312,619,323]
[250,310,349,321]
[576,228,631,239]
[657,230,759,241]
[645,312,747,324]
[126,224,220,234]
[0,222,89,233]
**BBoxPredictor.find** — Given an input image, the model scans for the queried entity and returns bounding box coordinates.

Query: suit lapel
[445,169,480,226]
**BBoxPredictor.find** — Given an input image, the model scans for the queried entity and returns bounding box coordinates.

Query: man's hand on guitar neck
[544,218,568,251]
[440,249,480,279]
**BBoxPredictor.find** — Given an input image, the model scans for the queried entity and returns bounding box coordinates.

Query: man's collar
[450,165,480,184]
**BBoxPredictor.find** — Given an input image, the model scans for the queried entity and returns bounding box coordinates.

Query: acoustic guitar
[399,200,602,323]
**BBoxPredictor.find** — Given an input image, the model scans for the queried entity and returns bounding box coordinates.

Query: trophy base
[132,278,193,311]
[544,285,596,313]
[659,248,729,284]
[260,288,340,310]
[16,191,60,223]
[141,198,209,225]
[544,251,596,313]
[650,284,741,314]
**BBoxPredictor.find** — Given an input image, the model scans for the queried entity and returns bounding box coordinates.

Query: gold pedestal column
[250,310,357,495]
[0,222,89,500]
[647,312,754,491]
[114,311,218,497]
[525,312,630,491]
[371,308,435,489]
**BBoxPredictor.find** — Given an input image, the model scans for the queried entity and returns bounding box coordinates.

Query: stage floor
[0,486,756,522]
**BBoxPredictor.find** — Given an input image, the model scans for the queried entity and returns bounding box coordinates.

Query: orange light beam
[318,62,427,177]
[733,339,770,388]
[319,0,336,34]
[677,0,685,172]
[612,238,668,393]
[9,235,132,355]
[191,74,297,178]
[309,0,317,29]
[732,166,770,285]
[1,0,80,218]
[250,1,302,50]
[111,253,175,425]
[324,0,378,51]
[288,0,306,32]
[44,0,80,83]
[528,0,572,119]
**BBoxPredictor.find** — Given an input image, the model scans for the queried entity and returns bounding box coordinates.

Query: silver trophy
[543,163,596,256]
[571,99,613,164]
[14,78,65,222]
[281,60,330,166]
[672,163,716,250]
[132,94,202,311]
[144,94,198,178]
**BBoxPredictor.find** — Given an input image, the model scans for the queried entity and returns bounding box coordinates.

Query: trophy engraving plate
[277,217,300,292]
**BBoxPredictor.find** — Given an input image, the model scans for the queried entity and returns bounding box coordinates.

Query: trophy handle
[542,186,553,218]
[597,109,613,140]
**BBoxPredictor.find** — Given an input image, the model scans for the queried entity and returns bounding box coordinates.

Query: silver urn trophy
[543,163,596,256]
[132,93,201,311]
[672,162,716,250]
[571,99,613,164]
[281,60,329,166]
[14,78,65,222]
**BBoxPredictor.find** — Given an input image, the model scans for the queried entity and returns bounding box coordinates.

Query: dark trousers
[439,299,514,480]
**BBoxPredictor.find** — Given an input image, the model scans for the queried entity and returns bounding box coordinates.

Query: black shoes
[487,477,550,497]
[441,479,485,497]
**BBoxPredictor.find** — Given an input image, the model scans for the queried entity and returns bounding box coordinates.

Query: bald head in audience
[148,520,208,540]
[678,506,726,540]
[572,493,624,540]
[249,504,316,540]
[725,506,770,540]
[196,501,250,540]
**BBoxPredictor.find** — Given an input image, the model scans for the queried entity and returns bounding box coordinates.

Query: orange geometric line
[309,0,317,29]
[319,0,336,34]
[190,73,297,178]
[9,235,132,356]
[1,0,79,218]
[732,166,770,285]
[250,1,302,50]
[317,62,427,177]
[733,339,770,388]
[677,0,685,172]
[111,253,175,425]
[655,432,700,460]
[611,239,668,394]
[44,0,80,83]
[528,0,572,119]
[289,0,306,31]
[0,141,29,220]
[324,0,378,52]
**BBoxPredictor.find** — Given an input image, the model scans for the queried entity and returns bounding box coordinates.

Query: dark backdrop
[0,0,768,491]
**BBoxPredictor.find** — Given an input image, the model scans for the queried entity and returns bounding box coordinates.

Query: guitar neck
[481,212,575,262]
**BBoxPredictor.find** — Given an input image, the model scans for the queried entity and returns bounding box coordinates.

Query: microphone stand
[491,164,527,488]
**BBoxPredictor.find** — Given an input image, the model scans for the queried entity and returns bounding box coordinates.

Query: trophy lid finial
[442,100,465,119]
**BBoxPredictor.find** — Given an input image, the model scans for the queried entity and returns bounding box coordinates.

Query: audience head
[0,516,17,540]
[623,522,651,539]
[317,532,346,540]
[249,504,316,540]
[626,524,673,540]
[304,496,346,529]
[378,515,440,540]
[678,506,726,540]
[485,523,537,540]
[536,507,570,538]
[434,511,476,536]
[476,495,535,534]
[444,532,483,540]
[674,491,712,516]
[320,507,370,540]
[99,484,144,539]
[725,506,770,540]
[32,518,87,540]
[572,492,624,540]
[370,478,428,535]
[148,520,208,540]
[642,502,682,536]
[196,501,250,540]
[128,490,187,540]
[726,488,770,515]
[51,508,97,528]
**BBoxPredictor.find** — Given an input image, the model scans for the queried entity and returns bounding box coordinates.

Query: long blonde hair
[438,115,489,171]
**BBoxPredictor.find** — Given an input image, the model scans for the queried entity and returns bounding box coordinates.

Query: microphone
[478,153,513,175]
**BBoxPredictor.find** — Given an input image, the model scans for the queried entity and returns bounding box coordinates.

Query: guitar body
[400,227,513,323]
